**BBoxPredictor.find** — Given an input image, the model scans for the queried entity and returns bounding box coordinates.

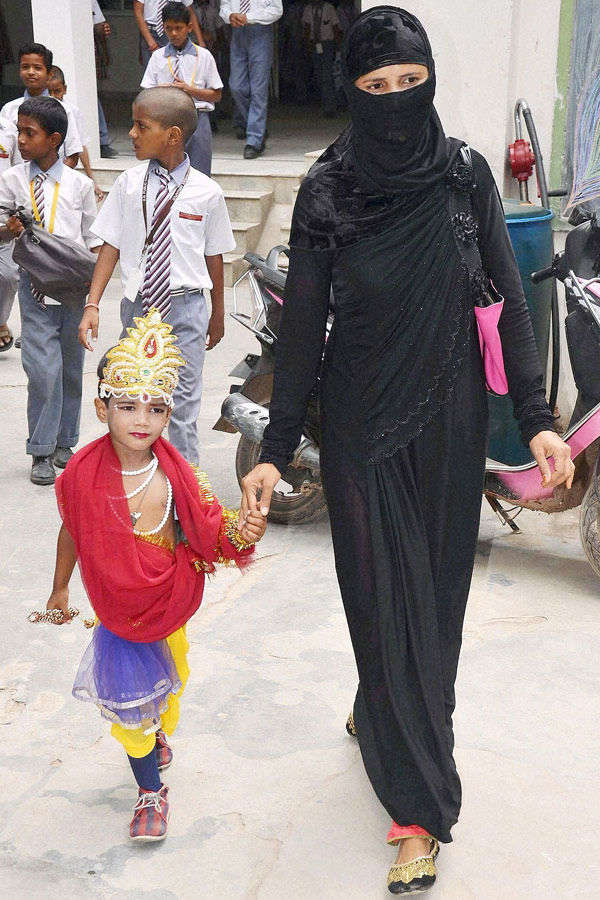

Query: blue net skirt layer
[72,623,182,733]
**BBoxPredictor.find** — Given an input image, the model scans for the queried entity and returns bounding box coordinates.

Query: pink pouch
[474,300,509,394]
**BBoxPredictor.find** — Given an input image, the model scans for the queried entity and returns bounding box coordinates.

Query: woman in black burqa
[240,7,574,893]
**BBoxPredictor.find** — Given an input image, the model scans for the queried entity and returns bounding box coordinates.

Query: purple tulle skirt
[73,624,181,733]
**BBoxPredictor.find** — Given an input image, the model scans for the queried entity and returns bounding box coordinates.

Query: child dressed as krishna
[43,308,266,842]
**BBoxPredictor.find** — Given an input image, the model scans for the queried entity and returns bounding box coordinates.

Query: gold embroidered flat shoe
[346,711,357,736]
[387,839,439,894]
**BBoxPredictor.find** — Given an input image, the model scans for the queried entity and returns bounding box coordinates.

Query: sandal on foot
[0,325,13,352]
[346,711,357,736]
[387,838,439,894]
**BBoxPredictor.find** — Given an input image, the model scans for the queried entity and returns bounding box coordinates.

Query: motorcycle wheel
[235,434,328,525]
[579,454,600,578]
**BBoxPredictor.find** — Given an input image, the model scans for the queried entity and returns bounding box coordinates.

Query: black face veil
[342,6,452,194]
[288,6,464,250]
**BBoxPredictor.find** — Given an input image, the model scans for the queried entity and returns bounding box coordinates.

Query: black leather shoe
[235,126,246,140]
[100,145,118,159]
[243,144,262,159]
[31,456,56,485]
[53,447,73,469]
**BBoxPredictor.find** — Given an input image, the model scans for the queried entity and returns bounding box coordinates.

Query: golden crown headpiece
[99,308,185,407]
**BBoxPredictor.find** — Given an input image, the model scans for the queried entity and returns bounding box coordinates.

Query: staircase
[92,156,309,286]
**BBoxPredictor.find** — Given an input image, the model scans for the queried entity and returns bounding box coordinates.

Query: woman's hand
[238,510,267,543]
[529,430,575,490]
[241,463,281,519]
[46,588,71,623]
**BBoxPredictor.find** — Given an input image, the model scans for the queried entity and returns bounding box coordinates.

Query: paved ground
[0,280,599,899]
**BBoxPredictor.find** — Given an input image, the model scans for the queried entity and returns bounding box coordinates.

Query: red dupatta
[55,434,240,642]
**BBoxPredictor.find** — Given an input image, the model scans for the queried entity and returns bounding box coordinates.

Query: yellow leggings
[111,627,190,758]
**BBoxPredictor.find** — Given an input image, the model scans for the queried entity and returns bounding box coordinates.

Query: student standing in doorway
[219,0,282,158]
[141,2,222,176]
[134,0,206,68]
[302,0,343,118]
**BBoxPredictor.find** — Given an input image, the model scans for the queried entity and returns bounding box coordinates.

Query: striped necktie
[154,0,168,36]
[172,50,182,81]
[32,173,47,306]
[240,0,250,14]
[33,172,46,227]
[142,170,173,318]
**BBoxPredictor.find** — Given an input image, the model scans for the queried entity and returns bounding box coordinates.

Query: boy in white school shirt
[140,1,222,176]
[0,98,101,485]
[79,87,235,466]
[0,125,20,352]
[0,42,83,168]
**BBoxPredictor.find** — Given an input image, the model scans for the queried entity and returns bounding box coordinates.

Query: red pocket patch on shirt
[179,212,203,221]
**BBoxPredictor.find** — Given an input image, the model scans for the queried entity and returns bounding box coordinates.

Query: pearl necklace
[134,477,173,536]
[121,455,156,477]
[123,456,159,500]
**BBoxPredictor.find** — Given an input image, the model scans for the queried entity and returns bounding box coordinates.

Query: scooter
[213,246,328,525]
[485,213,600,578]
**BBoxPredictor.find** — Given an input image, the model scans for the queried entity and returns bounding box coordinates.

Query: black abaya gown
[260,151,555,842]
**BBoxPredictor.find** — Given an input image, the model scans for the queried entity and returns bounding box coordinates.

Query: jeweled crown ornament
[99,307,185,407]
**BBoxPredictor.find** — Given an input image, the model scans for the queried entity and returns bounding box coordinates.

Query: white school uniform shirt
[141,0,193,26]
[92,0,105,24]
[60,97,91,147]
[0,127,18,172]
[0,90,83,162]
[0,129,19,267]
[0,159,101,302]
[141,40,223,111]
[219,0,282,26]
[91,156,236,293]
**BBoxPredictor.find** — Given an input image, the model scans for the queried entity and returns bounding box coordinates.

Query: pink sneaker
[155,730,173,771]
[129,785,170,841]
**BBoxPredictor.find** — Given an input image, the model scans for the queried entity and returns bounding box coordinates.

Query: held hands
[46,587,72,623]
[238,509,267,543]
[529,430,575,490]
[241,463,281,520]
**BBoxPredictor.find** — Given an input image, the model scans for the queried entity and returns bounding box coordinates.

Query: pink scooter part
[487,403,600,502]
[264,286,283,306]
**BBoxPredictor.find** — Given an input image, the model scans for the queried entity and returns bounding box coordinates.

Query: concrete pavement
[0,280,599,898]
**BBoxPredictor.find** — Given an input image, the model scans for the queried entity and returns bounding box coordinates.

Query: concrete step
[223,188,273,222]
[223,252,248,287]
[231,220,261,254]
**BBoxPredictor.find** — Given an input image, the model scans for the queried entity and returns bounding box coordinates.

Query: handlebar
[531,265,555,284]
